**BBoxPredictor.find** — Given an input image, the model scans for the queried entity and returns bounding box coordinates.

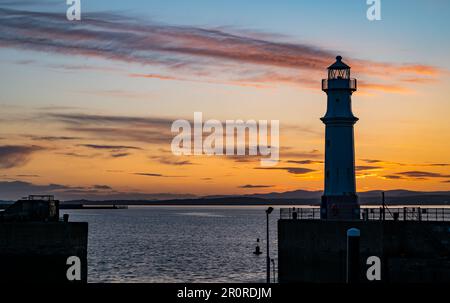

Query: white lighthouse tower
[320,56,359,220]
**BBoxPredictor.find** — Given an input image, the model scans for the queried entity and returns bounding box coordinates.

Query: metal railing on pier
[280,207,450,222]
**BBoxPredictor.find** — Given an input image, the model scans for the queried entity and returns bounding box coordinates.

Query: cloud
[224,154,262,163]
[92,184,112,190]
[357,82,413,94]
[15,174,40,178]
[282,123,322,136]
[396,171,450,179]
[360,159,448,167]
[129,72,274,88]
[42,113,317,156]
[0,145,43,168]
[0,0,60,7]
[401,77,437,84]
[239,184,274,188]
[36,105,83,111]
[45,113,173,128]
[286,159,323,164]
[26,135,82,141]
[281,148,323,159]
[395,65,439,76]
[134,173,164,177]
[0,180,196,200]
[254,166,316,175]
[0,7,440,93]
[78,144,142,151]
[68,127,172,144]
[361,159,383,164]
[221,147,322,166]
[129,73,181,81]
[44,113,174,145]
[56,152,98,158]
[14,59,35,65]
[45,113,306,155]
[133,173,186,178]
[149,149,196,166]
[355,165,382,171]
[111,153,130,158]
[47,63,121,73]
[428,163,450,167]
[151,155,195,166]
[0,180,75,200]
[76,144,141,158]
[383,171,450,181]
[383,175,404,180]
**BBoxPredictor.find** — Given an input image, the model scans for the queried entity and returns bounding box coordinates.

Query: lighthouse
[320,56,359,220]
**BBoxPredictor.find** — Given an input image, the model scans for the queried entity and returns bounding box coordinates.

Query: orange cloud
[129,73,180,81]
[1,8,442,95]
[358,82,413,94]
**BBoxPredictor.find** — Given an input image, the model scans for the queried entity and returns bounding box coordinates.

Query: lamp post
[266,207,274,283]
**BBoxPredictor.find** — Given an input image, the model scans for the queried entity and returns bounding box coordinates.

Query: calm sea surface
[64,206,281,283]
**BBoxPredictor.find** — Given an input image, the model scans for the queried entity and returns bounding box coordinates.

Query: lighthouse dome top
[328,56,350,70]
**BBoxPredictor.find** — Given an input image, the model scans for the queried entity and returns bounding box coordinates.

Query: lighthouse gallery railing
[280,207,450,222]
[322,78,357,91]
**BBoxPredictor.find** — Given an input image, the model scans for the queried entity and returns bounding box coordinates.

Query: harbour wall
[278,220,450,283]
[0,222,88,283]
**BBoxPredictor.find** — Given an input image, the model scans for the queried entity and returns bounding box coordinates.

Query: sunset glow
[1,0,449,200]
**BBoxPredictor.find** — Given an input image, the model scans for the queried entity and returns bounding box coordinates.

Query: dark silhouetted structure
[321,56,359,220]
[0,195,88,283]
[277,57,450,283]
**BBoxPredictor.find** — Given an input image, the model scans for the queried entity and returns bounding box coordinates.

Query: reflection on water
[64,206,279,283]
[175,212,227,218]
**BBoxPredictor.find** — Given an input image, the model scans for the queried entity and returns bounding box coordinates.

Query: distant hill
[244,189,323,200]
[247,189,450,205]
[60,189,450,206]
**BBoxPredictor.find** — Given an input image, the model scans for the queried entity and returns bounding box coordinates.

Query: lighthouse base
[321,195,359,220]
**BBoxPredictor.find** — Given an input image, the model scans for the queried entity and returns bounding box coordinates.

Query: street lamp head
[266,207,274,214]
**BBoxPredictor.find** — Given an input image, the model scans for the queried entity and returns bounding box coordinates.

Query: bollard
[346,228,360,284]
[393,212,399,221]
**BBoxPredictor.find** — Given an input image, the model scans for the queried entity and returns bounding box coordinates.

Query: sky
[0,0,449,200]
